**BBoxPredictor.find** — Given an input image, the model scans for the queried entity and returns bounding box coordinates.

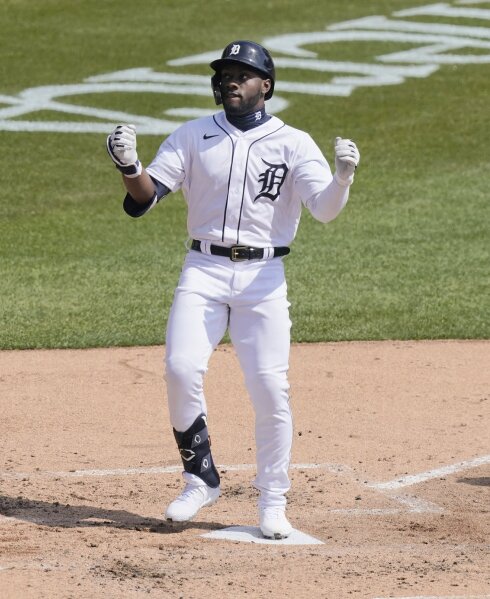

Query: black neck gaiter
[225,106,271,131]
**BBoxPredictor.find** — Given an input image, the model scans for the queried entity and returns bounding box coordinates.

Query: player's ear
[211,73,223,105]
[261,78,272,97]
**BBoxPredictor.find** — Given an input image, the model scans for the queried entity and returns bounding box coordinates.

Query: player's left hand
[106,124,142,178]
[334,137,360,185]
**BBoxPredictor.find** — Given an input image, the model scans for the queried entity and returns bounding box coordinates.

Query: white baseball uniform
[142,110,352,508]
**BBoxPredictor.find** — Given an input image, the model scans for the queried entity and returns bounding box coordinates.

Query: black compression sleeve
[122,176,171,218]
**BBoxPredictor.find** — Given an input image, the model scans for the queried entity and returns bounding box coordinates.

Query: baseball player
[107,40,360,539]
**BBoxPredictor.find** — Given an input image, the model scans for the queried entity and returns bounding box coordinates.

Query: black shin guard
[173,414,220,488]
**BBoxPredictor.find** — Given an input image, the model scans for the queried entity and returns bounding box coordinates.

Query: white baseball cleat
[165,483,220,522]
[259,506,293,539]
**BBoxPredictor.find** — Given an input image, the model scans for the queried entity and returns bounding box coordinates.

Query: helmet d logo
[230,44,241,56]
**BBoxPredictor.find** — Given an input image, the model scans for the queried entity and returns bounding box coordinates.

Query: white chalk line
[0,462,351,480]
[0,516,19,524]
[1,455,487,522]
[2,455,486,485]
[369,454,490,491]
[389,493,444,513]
[373,596,490,599]
[331,493,444,516]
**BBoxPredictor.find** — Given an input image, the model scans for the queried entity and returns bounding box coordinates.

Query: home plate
[202,526,324,545]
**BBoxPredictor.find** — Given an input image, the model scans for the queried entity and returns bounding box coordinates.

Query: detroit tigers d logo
[254,159,289,202]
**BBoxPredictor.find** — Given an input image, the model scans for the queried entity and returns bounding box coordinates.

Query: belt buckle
[230,245,249,262]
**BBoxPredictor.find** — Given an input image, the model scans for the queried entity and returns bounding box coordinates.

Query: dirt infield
[1,341,489,598]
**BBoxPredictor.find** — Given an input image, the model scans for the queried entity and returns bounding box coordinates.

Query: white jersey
[146,111,349,247]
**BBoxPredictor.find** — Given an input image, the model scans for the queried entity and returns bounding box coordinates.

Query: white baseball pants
[165,249,293,507]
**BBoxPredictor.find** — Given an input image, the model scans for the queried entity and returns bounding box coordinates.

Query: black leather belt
[191,240,290,262]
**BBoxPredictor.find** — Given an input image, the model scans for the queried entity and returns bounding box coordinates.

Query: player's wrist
[334,170,354,186]
[118,160,143,178]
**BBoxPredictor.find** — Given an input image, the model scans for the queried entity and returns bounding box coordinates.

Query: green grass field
[1,0,489,349]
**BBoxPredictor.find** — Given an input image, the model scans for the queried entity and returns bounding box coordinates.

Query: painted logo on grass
[0,1,489,135]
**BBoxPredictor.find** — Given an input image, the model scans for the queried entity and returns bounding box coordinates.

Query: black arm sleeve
[122,177,171,218]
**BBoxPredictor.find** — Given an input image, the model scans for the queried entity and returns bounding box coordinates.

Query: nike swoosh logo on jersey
[203,133,219,140]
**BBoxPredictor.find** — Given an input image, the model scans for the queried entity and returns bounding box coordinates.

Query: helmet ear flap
[211,73,222,105]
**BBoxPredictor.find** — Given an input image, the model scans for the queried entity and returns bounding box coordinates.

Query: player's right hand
[106,124,142,177]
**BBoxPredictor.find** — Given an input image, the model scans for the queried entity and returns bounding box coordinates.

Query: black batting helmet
[210,40,275,105]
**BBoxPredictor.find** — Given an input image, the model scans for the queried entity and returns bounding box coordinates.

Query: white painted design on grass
[1,1,490,133]
[329,15,490,39]
[395,3,490,18]
[202,526,324,545]
[369,454,490,490]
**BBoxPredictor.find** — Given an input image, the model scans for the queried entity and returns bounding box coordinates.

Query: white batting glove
[334,137,360,186]
[106,124,142,178]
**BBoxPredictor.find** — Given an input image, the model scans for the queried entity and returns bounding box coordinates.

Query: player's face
[220,64,271,115]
